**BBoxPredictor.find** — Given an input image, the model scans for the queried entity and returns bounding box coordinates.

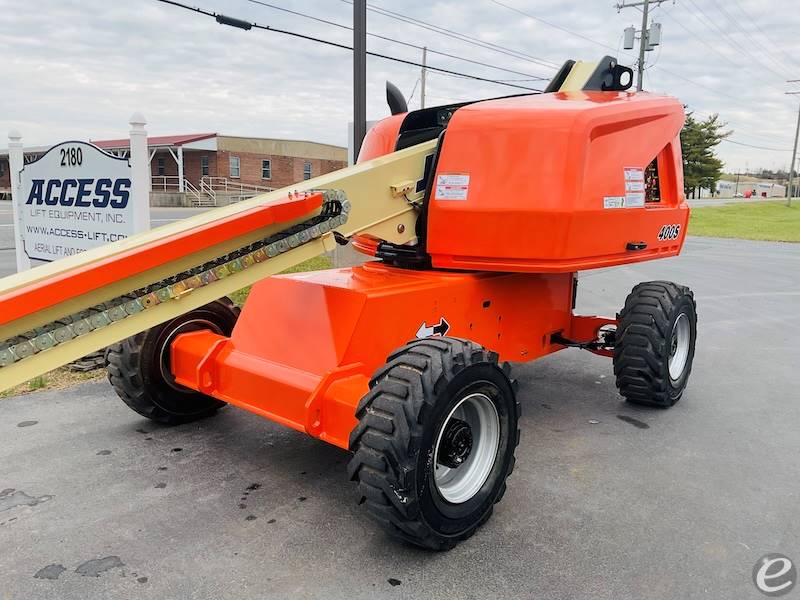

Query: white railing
[201,176,273,195]
[150,176,272,207]
[198,179,217,207]
[151,176,214,207]
[151,175,183,192]
[183,179,213,207]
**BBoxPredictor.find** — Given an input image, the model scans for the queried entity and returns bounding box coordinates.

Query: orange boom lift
[0,58,697,549]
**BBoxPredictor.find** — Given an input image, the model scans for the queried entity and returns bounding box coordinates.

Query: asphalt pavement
[1,236,798,599]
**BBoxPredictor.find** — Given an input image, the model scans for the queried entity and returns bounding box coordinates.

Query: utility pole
[353,0,367,160]
[636,0,650,91]
[420,46,428,109]
[617,0,669,91]
[787,82,800,207]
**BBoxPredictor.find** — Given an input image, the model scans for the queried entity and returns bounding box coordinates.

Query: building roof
[0,133,346,159]
[216,136,347,161]
[91,133,217,150]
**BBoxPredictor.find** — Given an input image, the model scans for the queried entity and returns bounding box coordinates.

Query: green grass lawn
[229,254,333,306]
[688,201,800,242]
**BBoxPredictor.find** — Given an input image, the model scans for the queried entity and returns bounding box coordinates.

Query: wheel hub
[668,312,691,381]
[437,418,473,468]
[433,392,501,504]
[158,318,224,391]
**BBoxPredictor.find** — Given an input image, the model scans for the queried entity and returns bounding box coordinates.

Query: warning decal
[617,166,646,208]
[624,167,644,182]
[435,173,470,201]
[625,191,645,207]
[625,180,645,192]
[603,196,625,209]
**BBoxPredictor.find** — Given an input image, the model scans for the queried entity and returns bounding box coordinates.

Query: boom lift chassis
[0,57,697,550]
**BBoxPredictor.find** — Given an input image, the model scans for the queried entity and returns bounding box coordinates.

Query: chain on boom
[0,190,349,370]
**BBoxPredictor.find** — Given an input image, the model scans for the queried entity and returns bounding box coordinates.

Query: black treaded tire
[105,297,240,425]
[347,337,520,550]
[613,281,697,408]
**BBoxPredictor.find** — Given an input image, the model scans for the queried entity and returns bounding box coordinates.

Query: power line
[486,0,800,142]
[162,0,793,153]
[365,0,791,149]
[355,0,766,108]
[720,138,793,152]
[486,0,727,97]
[338,0,560,70]
[343,0,794,149]
[352,0,745,113]
[682,0,788,81]
[660,11,745,70]
[489,0,636,59]
[730,0,800,71]
[153,0,543,92]
[659,10,790,97]
[376,0,789,154]
[245,0,549,81]
[713,0,800,76]
[688,106,795,146]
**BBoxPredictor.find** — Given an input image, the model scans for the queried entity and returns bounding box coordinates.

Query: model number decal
[657,224,681,241]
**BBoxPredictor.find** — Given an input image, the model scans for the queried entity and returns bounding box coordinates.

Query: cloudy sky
[1,0,799,172]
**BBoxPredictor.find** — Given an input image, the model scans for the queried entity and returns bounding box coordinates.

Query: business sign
[18,141,134,261]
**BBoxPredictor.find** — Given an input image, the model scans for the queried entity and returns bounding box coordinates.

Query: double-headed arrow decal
[415,317,451,339]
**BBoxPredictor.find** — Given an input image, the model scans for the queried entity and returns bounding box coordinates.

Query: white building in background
[716,179,786,198]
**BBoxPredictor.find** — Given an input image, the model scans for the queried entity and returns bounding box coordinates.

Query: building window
[201,155,209,176]
[303,162,312,180]
[0,160,4,176]
[262,159,271,180]
[157,157,165,176]
[230,156,240,178]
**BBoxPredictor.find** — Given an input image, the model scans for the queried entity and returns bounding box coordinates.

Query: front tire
[348,338,520,550]
[613,281,697,407]
[105,297,240,424]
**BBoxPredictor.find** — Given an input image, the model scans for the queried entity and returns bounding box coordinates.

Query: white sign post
[129,113,151,233]
[7,130,31,272]
[18,141,137,262]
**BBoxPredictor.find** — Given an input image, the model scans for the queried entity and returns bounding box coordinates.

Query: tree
[680,112,730,198]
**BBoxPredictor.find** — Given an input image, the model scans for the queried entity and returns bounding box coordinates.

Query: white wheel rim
[433,392,500,504]
[668,312,690,381]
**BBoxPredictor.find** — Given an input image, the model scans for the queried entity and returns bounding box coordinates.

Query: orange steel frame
[170,262,614,450]
[168,91,691,451]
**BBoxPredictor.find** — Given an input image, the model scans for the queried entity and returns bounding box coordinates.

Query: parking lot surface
[1,236,798,599]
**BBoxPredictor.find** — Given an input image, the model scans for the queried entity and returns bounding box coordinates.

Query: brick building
[0,133,348,204]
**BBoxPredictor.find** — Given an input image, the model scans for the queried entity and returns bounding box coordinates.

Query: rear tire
[105,297,240,424]
[613,281,697,408]
[348,337,520,550]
